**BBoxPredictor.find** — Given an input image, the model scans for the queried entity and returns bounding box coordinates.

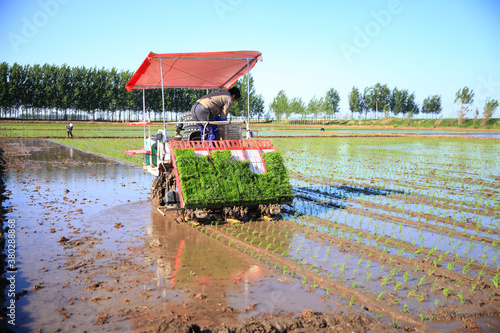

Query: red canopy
[125,51,262,92]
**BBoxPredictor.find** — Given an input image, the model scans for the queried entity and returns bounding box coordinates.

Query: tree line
[269,83,442,121]
[269,83,498,123]
[0,62,264,121]
[454,86,499,125]
[1,62,496,123]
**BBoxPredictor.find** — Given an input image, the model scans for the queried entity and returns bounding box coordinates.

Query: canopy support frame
[246,58,251,140]
[160,58,167,141]
[142,88,147,142]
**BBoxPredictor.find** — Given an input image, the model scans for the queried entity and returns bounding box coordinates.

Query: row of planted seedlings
[295,179,500,285]
[285,144,500,275]
[292,169,500,249]
[185,187,462,327]
[187,214,426,328]
[290,165,499,220]
[339,182,500,270]
[278,137,499,209]
[280,141,499,253]
[358,172,500,214]
[344,194,500,264]
[292,169,499,227]
[289,181,500,320]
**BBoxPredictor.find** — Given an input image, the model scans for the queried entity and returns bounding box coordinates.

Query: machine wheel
[150,164,176,208]
[258,204,282,217]
[150,173,166,208]
[222,206,249,220]
[183,208,210,222]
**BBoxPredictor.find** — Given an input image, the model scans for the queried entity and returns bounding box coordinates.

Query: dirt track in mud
[1,138,500,332]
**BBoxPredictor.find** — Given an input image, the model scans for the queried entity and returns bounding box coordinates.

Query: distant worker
[191,87,241,140]
[320,127,325,132]
[66,122,74,138]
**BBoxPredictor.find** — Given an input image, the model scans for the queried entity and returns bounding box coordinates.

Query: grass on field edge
[51,138,145,167]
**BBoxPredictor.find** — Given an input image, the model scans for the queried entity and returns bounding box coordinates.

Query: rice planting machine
[124,51,293,222]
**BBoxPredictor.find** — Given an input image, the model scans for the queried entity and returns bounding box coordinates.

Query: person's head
[228,87,241,101]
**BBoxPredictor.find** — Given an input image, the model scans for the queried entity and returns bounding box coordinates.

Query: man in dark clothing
[191,87,241,140]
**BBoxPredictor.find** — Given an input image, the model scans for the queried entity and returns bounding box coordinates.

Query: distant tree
[251,94,265,120]
[55,64,72,120]
[391,87,405,116]
[103,67,118,119]
[71,66,89,119]
[421,95,442,118]
[348,86,363,119]
[8,63,26,118]
[0,62,11,117]
[306,96,323,120]
[269,90,288,121]
[363,83,391,118]
[93,67,108,119]
[321,88,340,119]
[404,93,419,116]
[455,86,474,125]
[289,97,306,119]
[482,98,499,126]
[30,64,46,119]
[391,88,419,117]
[42,64,57,119]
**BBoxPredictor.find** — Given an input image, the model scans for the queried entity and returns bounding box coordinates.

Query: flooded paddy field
[1,136,500,332]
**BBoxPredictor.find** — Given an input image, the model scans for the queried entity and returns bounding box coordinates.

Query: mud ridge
[157,310,388,333]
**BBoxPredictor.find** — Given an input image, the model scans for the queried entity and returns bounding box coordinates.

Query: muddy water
[2,139,334,332]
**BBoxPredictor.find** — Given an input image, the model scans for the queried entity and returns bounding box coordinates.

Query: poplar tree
[321,88,340,120]
[455,87,474,125]
[270,90,288,121]
[348,86,363,119]
[422,95,442,118]
[363,83,391,118]
[482,98,499,126]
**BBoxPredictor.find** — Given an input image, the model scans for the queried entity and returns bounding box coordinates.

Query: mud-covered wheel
[183,208,210,223]
[150,164,176,208]
[150,173,166,208]
[258,204,281,217]
[222,206,249,220]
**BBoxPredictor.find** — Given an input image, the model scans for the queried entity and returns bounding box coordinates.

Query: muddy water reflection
[3,139,334,332]
[145,207,335,322]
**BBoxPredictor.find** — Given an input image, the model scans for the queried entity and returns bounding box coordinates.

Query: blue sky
[1,0,499,118]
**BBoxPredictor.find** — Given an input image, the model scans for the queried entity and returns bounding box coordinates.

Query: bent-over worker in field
[66,122,73,138]
[191,87,241,140]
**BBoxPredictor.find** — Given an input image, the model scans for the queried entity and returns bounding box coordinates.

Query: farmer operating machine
[125,51,293,222]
